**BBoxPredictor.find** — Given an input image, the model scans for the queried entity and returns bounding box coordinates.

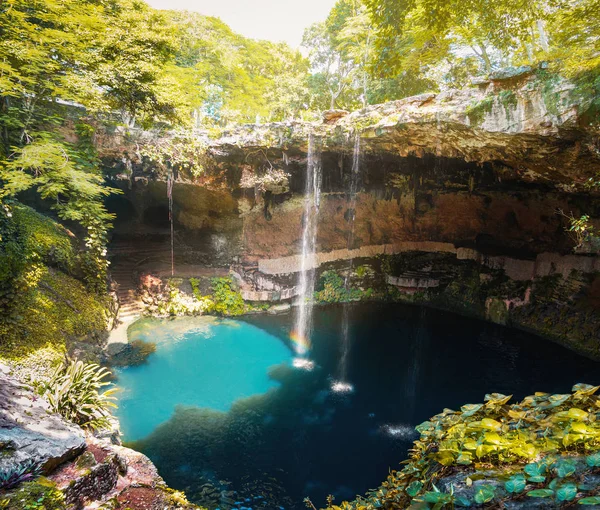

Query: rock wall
[0,365,202,510]
[101,70,599,357]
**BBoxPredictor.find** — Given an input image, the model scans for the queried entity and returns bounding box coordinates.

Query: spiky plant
[0,461,41,490]
[42,360,117,430]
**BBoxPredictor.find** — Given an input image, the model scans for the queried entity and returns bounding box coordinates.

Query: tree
[363,0,600,84]
[165,11,310,125]
[0,0,188,290]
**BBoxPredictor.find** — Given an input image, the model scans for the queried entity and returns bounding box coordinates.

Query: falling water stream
[167,170,175,276]
[333,134,361,393]
[291,134,322,358]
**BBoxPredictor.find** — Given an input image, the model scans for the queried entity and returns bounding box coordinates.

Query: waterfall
[167,171,175,277]
[291,134,322,358]
[332,134,361,393]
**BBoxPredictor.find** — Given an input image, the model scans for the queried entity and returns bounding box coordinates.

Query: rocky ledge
[211,67,599,187]
[0,365,201,510]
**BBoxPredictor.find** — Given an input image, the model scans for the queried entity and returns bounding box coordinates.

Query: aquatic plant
[336,384,600,509]
[40,360,117,430]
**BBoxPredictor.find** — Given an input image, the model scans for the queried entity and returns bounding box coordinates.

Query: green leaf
[527,489,554,498]
[474,485,495,504]
[555,458,578,478]
[461,404,483,417]
[524,461,547,478]
[567,408,589,420]
[456,453,473,465]
[586,452,600,467]
[527,475,546,483]
[572,384,599,396]
[480,418,502,431]
[455,495,471,507]
[505,474,526,494]
[556,483,578,502]
[406,481,423,497]
[579,497,600,505]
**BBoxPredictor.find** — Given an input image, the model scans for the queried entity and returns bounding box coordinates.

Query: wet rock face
[0,364,86,474]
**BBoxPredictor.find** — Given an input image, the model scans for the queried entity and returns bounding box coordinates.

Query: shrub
[211,277,245,316]
[339,383,600,509]
[41,360,117,430]
[0,461,41,491]
[314,270,367,304]
[0,479,65,510]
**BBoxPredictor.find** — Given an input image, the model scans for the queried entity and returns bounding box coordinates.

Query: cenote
[114,303,600,510]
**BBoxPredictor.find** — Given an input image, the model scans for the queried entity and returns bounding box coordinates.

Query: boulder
[0,364,86,474]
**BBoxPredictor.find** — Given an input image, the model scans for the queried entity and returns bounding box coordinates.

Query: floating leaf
[527,489,554,498]
[474,485,495,504]
[505,474,526,494]
[556,483,577,502]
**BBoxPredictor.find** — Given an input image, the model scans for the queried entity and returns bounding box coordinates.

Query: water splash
[336,133,361,388]
[291,134,322,355]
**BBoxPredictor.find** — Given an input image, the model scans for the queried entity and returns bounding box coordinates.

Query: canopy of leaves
[363,0,600,90]
[165,10,311,125]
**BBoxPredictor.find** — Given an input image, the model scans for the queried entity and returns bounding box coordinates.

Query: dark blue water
[114,303,600,510]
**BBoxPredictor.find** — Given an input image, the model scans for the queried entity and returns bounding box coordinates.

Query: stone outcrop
[0,363,86,474]
[211,68,600,186]
[0,367,202,510]
[98,69,599,357]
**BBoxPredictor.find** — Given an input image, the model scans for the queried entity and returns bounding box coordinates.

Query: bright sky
[145,0,337,48]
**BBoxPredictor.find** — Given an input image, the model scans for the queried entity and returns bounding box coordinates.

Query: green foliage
[364,0,600,94]
[0,204,110,356]
[0,461,41,491]
[165,10,311,125]
[40,360,117,430]
[211,277,245,316]
[140,131,208,178]
[338,384,600,509]
[465,96,494,126]
[0,479,65,510]
[314,270,373,304]
[474,484,495,504]
[505,474,526,494]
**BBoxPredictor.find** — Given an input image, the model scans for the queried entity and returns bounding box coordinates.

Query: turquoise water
[114,317,293,441]
[113,304,600,509]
